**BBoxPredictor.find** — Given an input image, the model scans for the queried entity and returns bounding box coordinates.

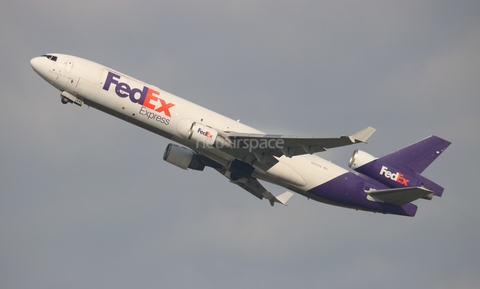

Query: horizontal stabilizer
[366,187,434,206]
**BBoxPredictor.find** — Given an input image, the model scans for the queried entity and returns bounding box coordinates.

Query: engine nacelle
[163,143,205,171]
[348,150,376,170]
[177,120,231,149]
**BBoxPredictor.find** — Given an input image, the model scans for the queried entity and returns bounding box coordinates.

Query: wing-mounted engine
[177,120,231,149]
[163,143,205,171]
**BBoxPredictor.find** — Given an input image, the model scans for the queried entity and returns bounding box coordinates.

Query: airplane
[30,53,451,217]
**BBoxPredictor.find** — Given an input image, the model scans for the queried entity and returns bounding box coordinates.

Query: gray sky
[1,1,479,288]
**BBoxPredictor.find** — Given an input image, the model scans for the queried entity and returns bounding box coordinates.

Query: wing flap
[232,177,293,206]
[366,186,434,206]
[263,191,294,206]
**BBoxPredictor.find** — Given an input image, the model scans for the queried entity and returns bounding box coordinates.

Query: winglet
[350,126,376,143]
[275,191,294,206]
[264,191,294,206]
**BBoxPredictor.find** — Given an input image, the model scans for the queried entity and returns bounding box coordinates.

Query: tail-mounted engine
[177,120,231,149]
[163,143,205,171]
[348,150,376,170]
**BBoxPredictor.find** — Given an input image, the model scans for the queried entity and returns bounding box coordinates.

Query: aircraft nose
[30,56,51,81]
[30,57,41,72]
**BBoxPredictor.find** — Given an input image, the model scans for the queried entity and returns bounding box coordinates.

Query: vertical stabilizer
[381,136,451,174]
[350,136,451,197]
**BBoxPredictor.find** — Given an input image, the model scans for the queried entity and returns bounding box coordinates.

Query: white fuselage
[31,54,350,205]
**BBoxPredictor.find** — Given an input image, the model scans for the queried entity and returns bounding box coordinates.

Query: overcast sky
[1,1,479,288]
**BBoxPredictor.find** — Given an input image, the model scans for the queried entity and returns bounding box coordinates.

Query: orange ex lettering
[103,71,175,117]
[379,166,410,186]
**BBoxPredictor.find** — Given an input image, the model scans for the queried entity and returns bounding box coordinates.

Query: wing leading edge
[224,126,376,159]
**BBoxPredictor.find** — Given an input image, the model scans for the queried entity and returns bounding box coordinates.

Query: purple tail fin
[351,136,451,198]
[381,136,451,174]
[379,136,451,197]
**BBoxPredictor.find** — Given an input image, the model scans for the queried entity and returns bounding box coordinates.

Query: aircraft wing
[366,186,434,206]
[232,177,294,206]
[223,127,376,161]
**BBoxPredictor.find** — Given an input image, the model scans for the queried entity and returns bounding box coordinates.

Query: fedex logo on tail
[102,71,175,117]
[379,166,409,186]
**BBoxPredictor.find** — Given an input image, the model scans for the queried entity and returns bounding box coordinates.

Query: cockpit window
[40,54,58,62]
